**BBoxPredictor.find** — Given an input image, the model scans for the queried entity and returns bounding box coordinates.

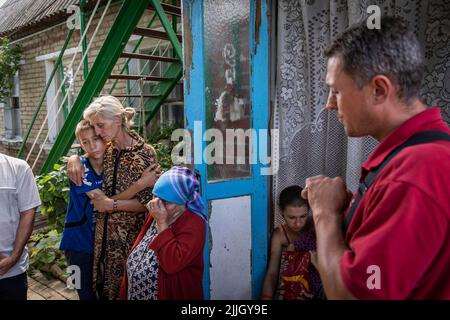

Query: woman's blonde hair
[83,95,135,129]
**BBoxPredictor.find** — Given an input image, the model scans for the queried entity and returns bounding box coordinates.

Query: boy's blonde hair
[83,95,135,129]
[75,119,95,142]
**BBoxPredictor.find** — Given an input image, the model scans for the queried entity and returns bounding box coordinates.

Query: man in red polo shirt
[302,17,450,299]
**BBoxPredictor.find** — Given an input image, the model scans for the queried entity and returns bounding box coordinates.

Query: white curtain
[273,0,450,225]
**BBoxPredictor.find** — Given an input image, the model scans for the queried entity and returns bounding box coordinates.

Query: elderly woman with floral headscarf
[120,166,207,300]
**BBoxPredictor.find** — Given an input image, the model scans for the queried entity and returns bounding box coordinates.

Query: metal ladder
[37,0,183,174]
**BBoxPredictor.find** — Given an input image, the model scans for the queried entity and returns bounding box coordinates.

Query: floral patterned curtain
[273,0,450,225]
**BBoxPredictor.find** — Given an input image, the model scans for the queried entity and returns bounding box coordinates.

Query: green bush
[31,159,70,278]
[0,37,21,102]
[35,159,70,233]
[146,124,181,172]
[29,228,67,276]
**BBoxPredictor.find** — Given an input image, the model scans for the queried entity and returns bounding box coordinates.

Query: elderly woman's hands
[147,198,170,233]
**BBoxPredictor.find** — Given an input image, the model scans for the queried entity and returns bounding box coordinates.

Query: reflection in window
[204,0,251,181]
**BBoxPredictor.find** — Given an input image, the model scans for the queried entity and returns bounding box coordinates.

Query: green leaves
[35,157,69,233]
[29,228,65,272]
[147,124,180,172]
[31,157,70,275]
[153,141,174,172]
[0,37,21,102]
[40,251,56,264]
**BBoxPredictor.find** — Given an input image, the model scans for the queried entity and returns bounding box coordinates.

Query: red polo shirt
[340,107,450,299]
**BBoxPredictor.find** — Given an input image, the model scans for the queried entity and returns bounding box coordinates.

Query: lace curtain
[273,0,450,225]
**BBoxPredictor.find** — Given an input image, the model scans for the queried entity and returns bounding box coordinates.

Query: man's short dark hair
[325,16,424,104]
[279,185,308,211]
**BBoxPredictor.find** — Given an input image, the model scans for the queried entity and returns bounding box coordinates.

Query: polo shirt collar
[361,107,445,178]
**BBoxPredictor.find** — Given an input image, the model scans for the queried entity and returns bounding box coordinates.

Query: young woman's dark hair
[279,185,309,211]
[279,185,313,231]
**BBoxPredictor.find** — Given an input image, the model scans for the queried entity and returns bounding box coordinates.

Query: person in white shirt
[0,153,41,300]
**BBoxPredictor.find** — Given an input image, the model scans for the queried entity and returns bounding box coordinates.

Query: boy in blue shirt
[60,120,158,300]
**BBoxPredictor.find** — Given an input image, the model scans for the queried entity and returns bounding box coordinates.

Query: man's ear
[370,75,392,104]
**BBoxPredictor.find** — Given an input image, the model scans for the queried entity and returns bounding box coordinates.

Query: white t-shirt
[0,153,41,280]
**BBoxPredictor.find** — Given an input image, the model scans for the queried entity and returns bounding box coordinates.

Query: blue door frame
[183,0,270,299]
